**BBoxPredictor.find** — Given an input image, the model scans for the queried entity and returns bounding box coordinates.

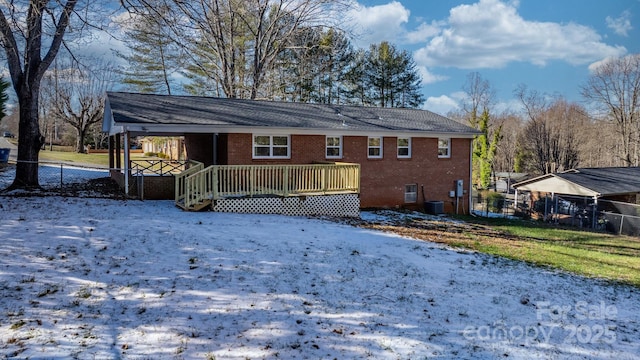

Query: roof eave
[109,123,480,138]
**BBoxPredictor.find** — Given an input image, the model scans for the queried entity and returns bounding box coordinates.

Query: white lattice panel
[211,194,360,217]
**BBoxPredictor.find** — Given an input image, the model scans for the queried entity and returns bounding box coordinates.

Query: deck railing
[174,161,204,206]
[178,163,360,210]
[131,160,190,176]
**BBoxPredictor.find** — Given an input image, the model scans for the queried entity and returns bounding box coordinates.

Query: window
[253,135,290,158]
[438,138,450,158]
[405,184,418,203]
[397,137,411,158]
[326,136,342,158]
[368,136,383,158]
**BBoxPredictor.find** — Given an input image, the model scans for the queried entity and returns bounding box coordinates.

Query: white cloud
[404,21,442,44]
[587,53,640,73]
[424,93,463,115]
[606,10,632,37]
[347,1,410,47]
[417,65,448,85]
[414,0,627,69]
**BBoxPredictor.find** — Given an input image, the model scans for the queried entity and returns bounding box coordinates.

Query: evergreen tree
[396,54,424,108]
[313,29,354,105]
[343,49,371,106]
[360,42,424,108]
[270,27,354,104]
[116,6,181,94]
[473,109,502,188]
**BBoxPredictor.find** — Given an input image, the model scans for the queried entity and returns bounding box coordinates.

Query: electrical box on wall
[455,180,464,197]
[449,190,455,198]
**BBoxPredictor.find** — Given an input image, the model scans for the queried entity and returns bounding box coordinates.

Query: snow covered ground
[1,196,639,359]
[0,163,108,190]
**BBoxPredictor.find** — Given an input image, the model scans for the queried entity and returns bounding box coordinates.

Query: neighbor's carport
[513,167,640,232]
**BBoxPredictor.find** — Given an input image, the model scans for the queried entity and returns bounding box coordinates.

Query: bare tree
[579,118,620,167]
[40,63,66,150]
[581,54,640,166]
[0,0,78,188]
[123,0,347,99]
[462,72,495,128]
[50,60,115,153]
[515,85,585,174]
[461,72,501,188]
[492,112,523,174]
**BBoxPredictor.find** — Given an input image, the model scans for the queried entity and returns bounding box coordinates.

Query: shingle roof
[513,167,640,197]
[557,167,640,196]
[104,92,478,135]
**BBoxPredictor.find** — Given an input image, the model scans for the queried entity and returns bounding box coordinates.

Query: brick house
[102,92,479,215]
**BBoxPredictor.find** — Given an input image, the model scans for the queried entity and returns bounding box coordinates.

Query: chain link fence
[0,160,110,194]
[514,193,640,236]
[471,191,521,218]
[599,200,640,237]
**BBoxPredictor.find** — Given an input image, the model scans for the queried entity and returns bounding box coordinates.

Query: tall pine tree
[116,6,181,94]
[359,42,424,108]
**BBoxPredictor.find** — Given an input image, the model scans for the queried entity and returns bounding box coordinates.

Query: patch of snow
[360,209,461,225]
[472,209,520,220]
[0,164,108,189]
[0,196,638,359]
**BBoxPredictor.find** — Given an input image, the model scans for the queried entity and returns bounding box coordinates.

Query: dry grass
[347,215,640,287]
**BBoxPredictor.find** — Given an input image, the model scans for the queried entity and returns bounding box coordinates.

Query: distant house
[493,172,528,193]
[140,137,184,160]
[513,167,640,230]
[102,92,479,215]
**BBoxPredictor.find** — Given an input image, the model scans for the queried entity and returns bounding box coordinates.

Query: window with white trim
[326,136,342,159]
[397,137,411,158]
[405,184,418,203]
[368,136,383,158]
[438,138,450,158]
[253,135,290,158]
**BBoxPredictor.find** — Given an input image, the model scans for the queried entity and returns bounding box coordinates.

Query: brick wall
[140,176,175,200]
[184,134,214,166]
[110,170,176,200]
[223,133,472,212]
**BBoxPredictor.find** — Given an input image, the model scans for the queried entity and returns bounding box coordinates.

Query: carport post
[592,197,598,229]
[124,132,130,196]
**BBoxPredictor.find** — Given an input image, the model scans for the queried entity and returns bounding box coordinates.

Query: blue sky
[13,0,635,117]
[346,0,640,114]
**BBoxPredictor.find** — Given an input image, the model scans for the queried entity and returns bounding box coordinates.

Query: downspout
[124,131,130,196]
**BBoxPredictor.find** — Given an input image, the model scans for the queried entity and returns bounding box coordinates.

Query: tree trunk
[75,127,87,153]
[11,83,43,189]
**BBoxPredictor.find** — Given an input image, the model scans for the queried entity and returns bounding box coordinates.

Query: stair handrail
[183,165,217,209]
[174,161,204,206]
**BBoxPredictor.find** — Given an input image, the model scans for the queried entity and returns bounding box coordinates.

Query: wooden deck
[175,162,360,211]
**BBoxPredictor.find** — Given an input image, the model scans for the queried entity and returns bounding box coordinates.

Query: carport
[513,167,640,233]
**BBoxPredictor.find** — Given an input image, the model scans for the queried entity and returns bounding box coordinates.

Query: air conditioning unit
[424,200,444,215]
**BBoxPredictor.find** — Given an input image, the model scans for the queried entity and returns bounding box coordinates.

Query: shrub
[482,191,505,213]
